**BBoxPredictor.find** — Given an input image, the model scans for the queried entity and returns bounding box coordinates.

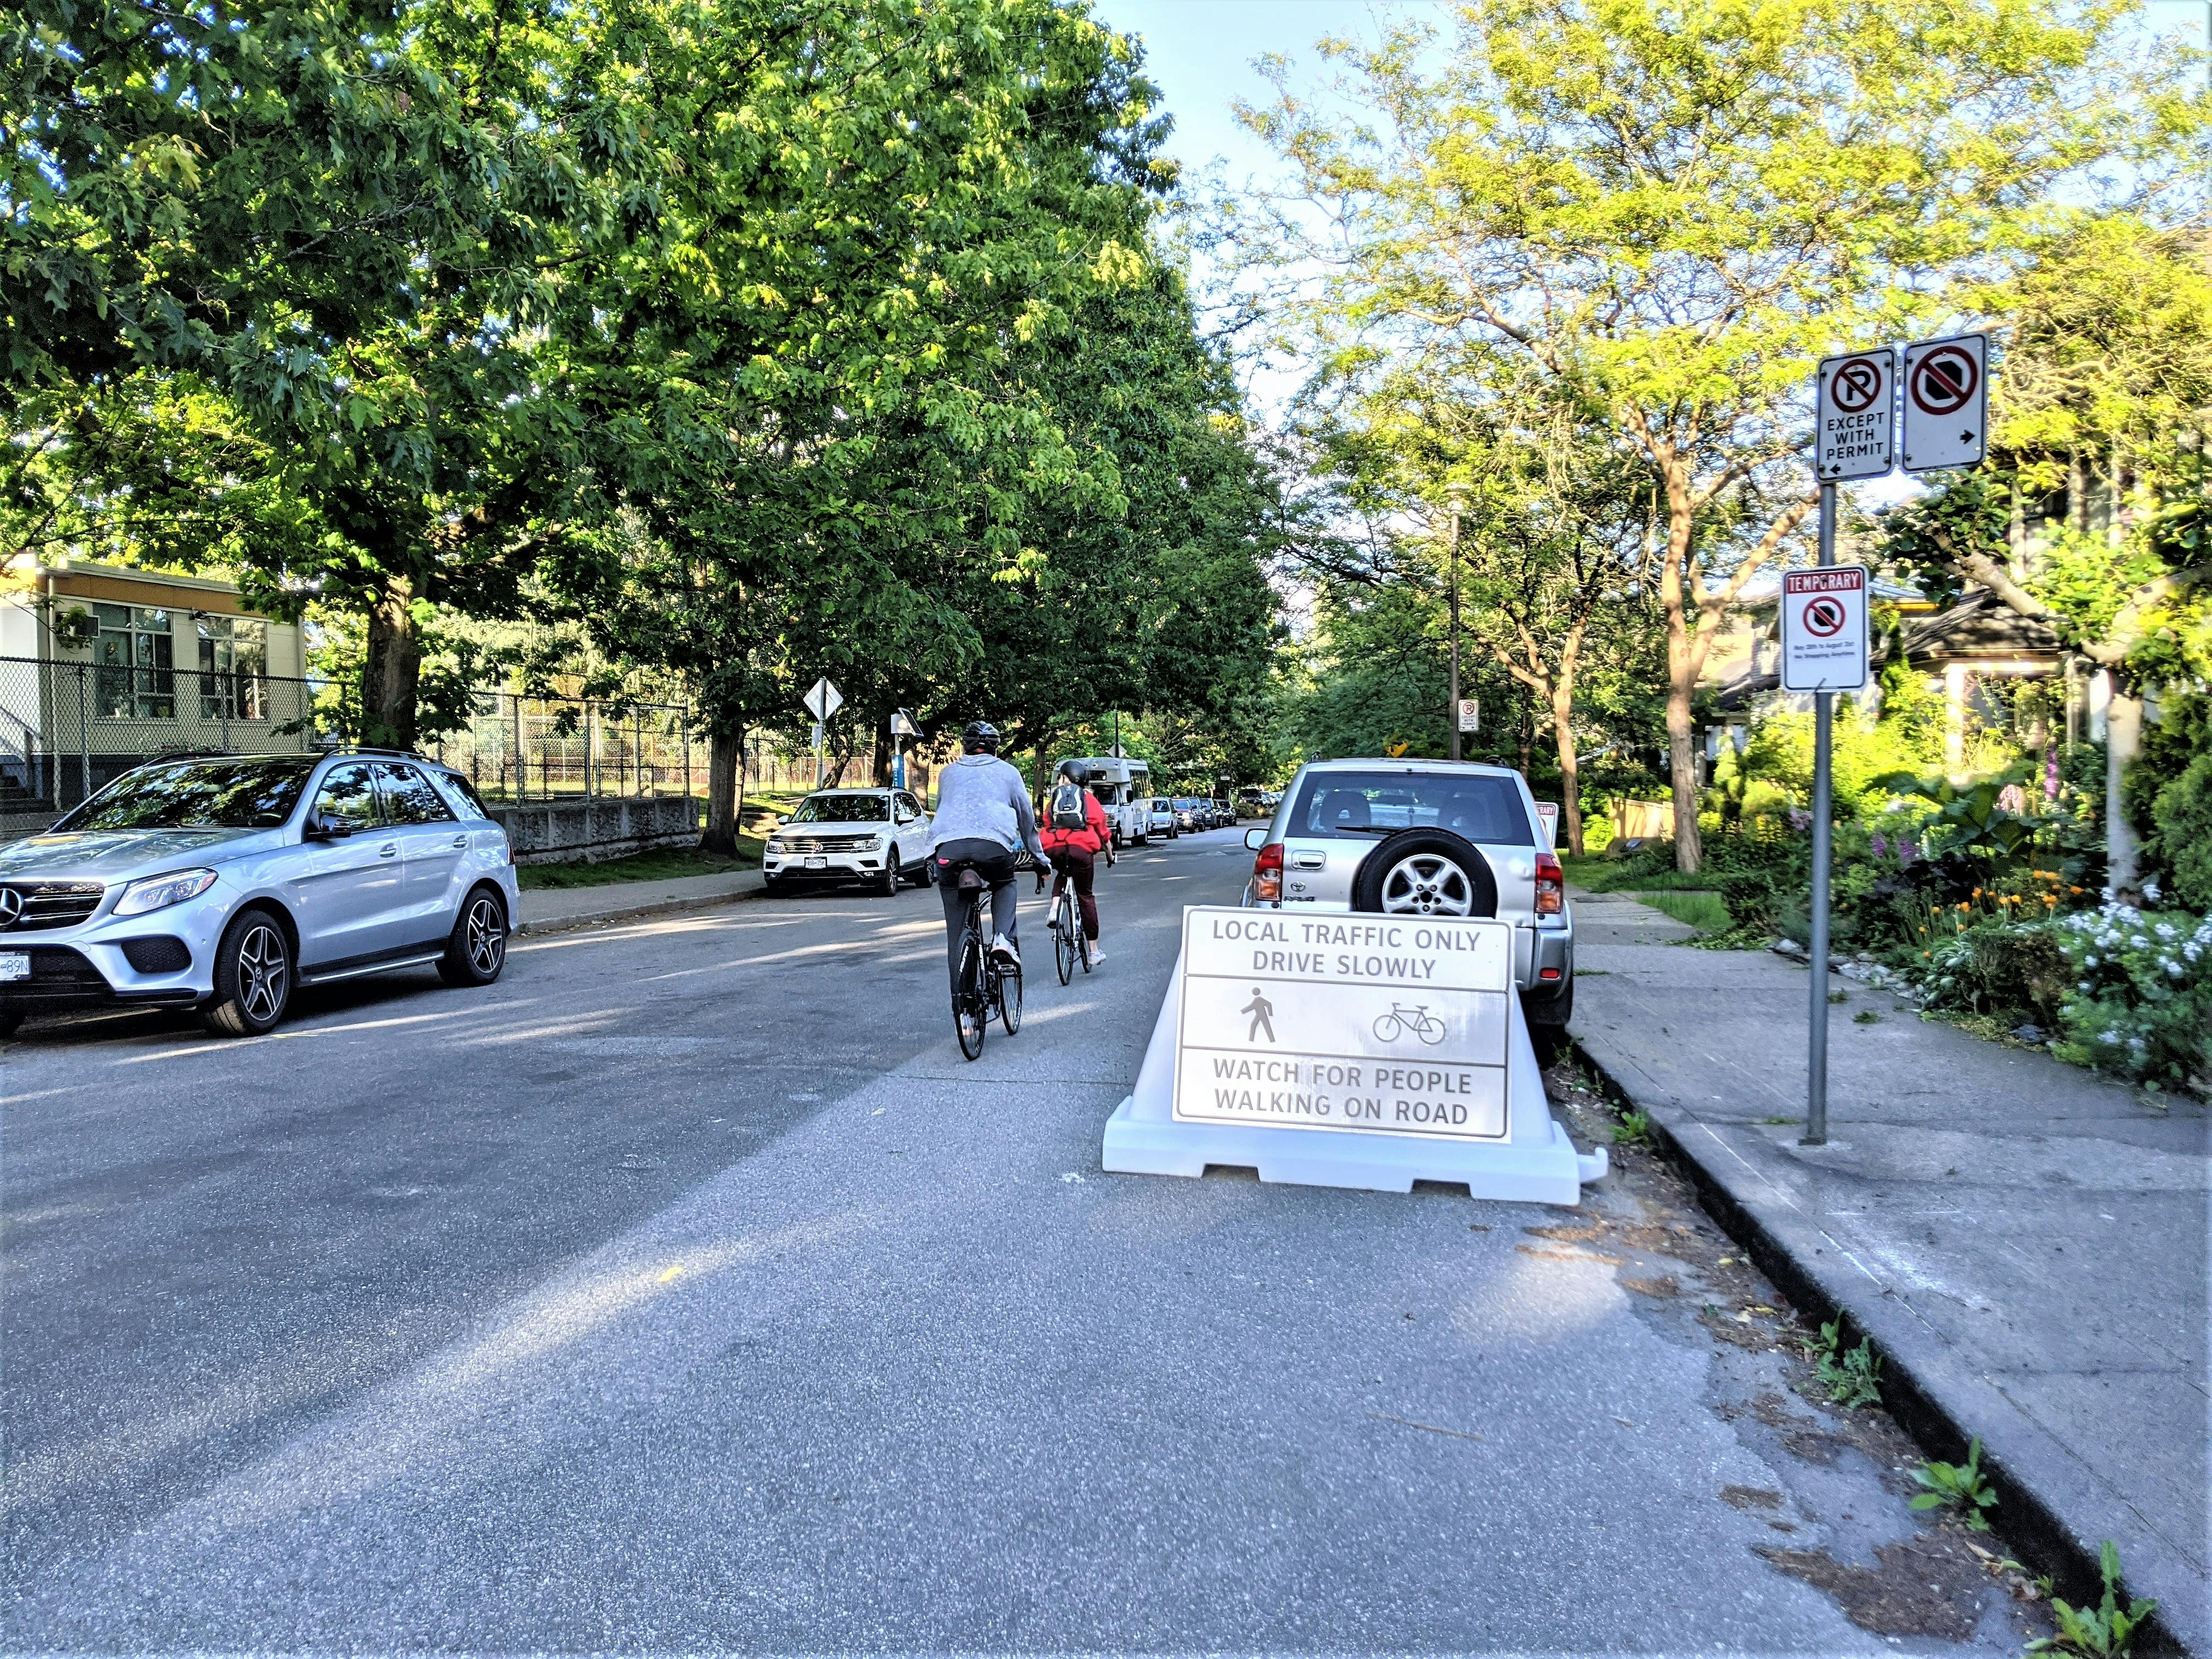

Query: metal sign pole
[1804,479,1837,1147]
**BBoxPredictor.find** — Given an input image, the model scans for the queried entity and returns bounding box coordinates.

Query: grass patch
[518,843,761,890]
[1637,890,1731,933]
[1561,854,1721,894]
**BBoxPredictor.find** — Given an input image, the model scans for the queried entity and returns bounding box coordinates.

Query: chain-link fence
[1,653,329,837]
[0,655,868,843]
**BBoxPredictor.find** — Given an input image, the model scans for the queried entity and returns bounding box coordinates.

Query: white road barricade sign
[1101,905,1608,1205]
[1175,913,1512,1140]
[1815,348,1895,482]
[1780,565,1870,694]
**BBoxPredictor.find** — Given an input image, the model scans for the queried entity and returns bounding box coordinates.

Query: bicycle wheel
[998,958,1024,1035]
[1077,925,1092,974]
[1054,892,1076,985]
[955,931,987,1060]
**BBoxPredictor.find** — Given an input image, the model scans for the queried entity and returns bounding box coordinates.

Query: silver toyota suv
[0,751,520,1040]
[1242,759,1575,1037]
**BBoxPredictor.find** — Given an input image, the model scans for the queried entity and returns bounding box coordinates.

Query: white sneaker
[1086,946,1105,965]
[990,933,1020,964]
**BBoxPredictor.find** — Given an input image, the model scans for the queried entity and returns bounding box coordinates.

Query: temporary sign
[1814,348,1895,482]
[1780,565,1870,693]
[1901,333,1988,473]
[1170,909,1513,1141]
[1457,698,1480,734]
[802,677,843,722]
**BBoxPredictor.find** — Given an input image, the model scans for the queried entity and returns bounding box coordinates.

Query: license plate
[0,952,27,983]
[805,856,828,870]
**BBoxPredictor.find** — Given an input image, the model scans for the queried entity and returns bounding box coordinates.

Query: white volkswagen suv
[0,751,520,1039]
[761,788,934,895]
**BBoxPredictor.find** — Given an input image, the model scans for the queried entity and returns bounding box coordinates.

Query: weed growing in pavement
[1761,1114,1799,1124]
[1853,1009,1881,1024]
[1909,1437,1998,1531]
[1612,1107,1654,1148]
[1828,989,1850,1004]
[1806,1319,1884,1408]
[2028,1541,2155,1657]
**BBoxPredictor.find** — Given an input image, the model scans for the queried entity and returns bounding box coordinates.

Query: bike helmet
[1056,759,1090,784]
[960,720,1001,752]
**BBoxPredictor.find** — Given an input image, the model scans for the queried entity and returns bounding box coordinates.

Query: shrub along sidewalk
[1567,886,2210,1656]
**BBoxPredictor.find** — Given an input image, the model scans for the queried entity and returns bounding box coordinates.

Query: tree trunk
[1665,653,1703,873]
[1552,682,1583,856]
[703,728,742,856]
[361,574,422,749]
[872,722,890,787]
[2105,687,2143,899]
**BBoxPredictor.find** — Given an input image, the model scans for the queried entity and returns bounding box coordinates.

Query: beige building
[2,559,311,829]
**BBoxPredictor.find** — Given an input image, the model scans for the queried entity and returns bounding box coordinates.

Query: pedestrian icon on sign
[1241,989,1277,1044]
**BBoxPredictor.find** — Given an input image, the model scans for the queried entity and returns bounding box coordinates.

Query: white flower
[2166,961,2183,977]
[2099,1030,2121,1045]
[2084,955,2098,967]
[2144,881,2162,902]
[2155,922,2176,941]
[2078,981,2093,992]
[2128,1036,2146,1052]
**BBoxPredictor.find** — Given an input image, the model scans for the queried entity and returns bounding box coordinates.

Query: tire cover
[1349,828,1499,918]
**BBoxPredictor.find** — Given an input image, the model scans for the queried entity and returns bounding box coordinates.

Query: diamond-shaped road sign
[802,677,843,722]
[1902,332,1988,473]
[1815,348,1895,482]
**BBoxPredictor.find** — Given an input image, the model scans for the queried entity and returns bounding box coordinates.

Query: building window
[94,604,174,719]
[197,616,268,721]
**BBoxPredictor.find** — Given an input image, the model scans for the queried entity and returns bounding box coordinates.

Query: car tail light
[1251,842,1284,904]
[1535,849,1564,915]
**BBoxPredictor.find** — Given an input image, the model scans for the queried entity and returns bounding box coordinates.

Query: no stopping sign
[1781,567,1869,693]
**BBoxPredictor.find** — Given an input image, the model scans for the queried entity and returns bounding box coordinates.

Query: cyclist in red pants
[1038,759,1109,965]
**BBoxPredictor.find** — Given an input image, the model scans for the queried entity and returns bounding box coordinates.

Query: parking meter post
[1804,479,1837,1147]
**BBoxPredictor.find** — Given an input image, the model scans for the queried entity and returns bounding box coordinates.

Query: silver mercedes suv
[1241,759,1575,1035]
[0,751,520,1039]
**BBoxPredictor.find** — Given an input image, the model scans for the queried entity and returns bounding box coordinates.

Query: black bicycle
[1044,856,1092,985]
[951,865,1024,1060]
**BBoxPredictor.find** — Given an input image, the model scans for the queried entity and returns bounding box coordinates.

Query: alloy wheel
[465,896,506,975]
[1376,854,1477,917]
[236,924,289,1024]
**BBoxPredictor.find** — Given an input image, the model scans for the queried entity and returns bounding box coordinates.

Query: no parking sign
[1781,566,1869,693]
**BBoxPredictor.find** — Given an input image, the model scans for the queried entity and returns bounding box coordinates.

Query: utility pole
[1444,482,1470,762]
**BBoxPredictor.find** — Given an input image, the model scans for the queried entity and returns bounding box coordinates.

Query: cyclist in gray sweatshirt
[931,722,1046,1001]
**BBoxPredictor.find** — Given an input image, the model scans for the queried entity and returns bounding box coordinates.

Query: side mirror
[304,812,353,842]
[1245,827,1269,851]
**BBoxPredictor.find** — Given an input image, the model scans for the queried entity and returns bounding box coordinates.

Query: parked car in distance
[1240,759,1572,1046]
[1143,798,1180,841]
[1210,798,1235,827]
[1173,796,1207,833]
[0,750,519,1040]
[761,788,933,896]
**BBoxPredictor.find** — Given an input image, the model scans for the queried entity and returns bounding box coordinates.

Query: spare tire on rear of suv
[1350,828,1498,918]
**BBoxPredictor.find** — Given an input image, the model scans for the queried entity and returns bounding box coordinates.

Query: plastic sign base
[1102,929,1606,1205]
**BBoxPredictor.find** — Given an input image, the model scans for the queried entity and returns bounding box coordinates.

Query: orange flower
[2043,895,2057,907]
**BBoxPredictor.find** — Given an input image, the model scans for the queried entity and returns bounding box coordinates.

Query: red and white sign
[1781,567,1870,693]
[1815,348,1895,482]
[1901,332,1988,473]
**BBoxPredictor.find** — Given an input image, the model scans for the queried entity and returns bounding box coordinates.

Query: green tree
[1881,220,2212,895]
[1231,0,2203,872]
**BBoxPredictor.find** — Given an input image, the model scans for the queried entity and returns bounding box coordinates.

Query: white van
[1060,755,1151,845]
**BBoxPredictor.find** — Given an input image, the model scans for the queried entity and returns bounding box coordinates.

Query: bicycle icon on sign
[1373,1003,1448,1046]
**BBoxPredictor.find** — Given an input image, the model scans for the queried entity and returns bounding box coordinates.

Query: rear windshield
[1285,772,1532,845]
[788,794,888,823]
[57,757,321,832]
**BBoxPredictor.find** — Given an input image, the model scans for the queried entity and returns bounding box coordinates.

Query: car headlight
[114,869,219,916]
[861,836,883,850]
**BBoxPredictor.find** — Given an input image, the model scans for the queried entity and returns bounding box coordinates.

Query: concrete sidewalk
[1567,888,2210,1655]
[515,868,766,935]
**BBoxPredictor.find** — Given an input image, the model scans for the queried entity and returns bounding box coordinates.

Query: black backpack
[1049,781,1090,831]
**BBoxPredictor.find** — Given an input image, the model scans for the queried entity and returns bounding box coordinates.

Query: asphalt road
[4,831,2039,1653]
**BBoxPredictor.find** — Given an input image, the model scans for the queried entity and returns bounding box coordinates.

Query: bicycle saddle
[956,869,987,892]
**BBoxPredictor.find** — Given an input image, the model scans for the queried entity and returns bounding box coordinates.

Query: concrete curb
[516,879,767,937]
[1571,1035,2194,1658]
